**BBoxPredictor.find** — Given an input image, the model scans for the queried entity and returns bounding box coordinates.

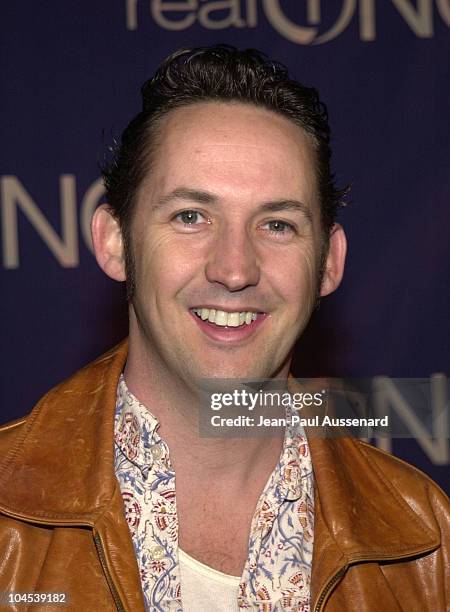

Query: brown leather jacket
[0,342,448,611]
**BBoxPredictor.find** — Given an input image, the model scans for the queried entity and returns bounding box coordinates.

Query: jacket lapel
[286,375,440,609]
[307,434,440,609]
[0,341,144,611]
[0,342,128,520]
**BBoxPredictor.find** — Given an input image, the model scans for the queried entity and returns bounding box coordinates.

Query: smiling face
[94,101,345,386]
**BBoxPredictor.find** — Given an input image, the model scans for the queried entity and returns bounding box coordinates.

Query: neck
[124,332,287,486]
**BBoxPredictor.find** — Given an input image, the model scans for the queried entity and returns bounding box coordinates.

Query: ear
[91,204,126,282]
[320,223,347,297]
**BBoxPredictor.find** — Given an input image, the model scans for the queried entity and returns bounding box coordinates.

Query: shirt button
[150,445,163,460]
[150,545,165,560]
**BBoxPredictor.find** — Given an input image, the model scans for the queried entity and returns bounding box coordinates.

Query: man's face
[127,102,326,384]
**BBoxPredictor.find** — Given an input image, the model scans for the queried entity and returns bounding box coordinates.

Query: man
[0,46,448,611]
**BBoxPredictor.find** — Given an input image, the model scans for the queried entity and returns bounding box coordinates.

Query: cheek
[270,244,319,309]
[133,230,202,293]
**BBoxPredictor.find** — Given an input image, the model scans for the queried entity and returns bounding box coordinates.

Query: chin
[203,361,272,382]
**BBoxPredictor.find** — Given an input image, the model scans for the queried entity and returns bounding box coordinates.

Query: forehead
[140,101,318,205]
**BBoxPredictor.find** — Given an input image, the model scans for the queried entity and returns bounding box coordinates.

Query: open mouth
[191,307,264,328]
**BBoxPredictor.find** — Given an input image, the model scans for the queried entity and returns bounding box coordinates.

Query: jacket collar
[0,339,440,556]
[285,375,439,559]
[0,342,127,525]
[286,377,440,608]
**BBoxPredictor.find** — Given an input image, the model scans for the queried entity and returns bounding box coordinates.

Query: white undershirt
[178,548,240,611]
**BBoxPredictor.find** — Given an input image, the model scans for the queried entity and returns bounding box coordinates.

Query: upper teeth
[192,308,258,327]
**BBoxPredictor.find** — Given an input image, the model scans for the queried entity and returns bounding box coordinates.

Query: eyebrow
[156,188,218,208]
[258,199,313,223]
[155,187,313,222]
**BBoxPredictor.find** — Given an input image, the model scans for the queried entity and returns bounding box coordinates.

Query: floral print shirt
[114,375,314,611]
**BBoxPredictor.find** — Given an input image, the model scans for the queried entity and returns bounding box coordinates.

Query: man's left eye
[174,210,206,225]
[263,220,295,234]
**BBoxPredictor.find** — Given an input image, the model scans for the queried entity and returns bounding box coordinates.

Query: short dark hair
[102,45,347,291]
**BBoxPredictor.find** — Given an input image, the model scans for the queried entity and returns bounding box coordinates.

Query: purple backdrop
[1,1,449,492]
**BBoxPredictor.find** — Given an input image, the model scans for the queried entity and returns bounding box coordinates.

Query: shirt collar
[114,374,171,476]
[279,418,314,502]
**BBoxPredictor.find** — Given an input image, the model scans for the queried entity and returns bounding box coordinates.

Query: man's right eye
[174,210,205,225]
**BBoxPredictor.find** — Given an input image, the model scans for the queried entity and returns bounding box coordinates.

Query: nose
[205,224,260,291]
